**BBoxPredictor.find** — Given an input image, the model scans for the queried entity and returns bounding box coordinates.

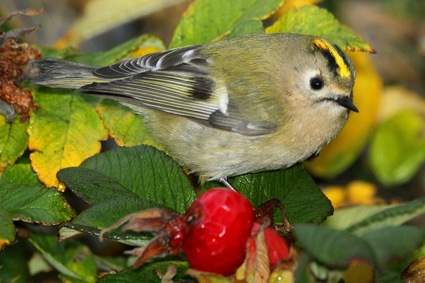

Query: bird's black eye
[310,77,324,90]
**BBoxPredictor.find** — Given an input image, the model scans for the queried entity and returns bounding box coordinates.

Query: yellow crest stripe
[313,38,351,79]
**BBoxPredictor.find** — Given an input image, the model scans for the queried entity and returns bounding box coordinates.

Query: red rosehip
[251,222,290,268]
[181,188,255,276]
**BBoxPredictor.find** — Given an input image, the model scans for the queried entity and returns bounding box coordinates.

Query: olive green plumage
[30,33,357,183]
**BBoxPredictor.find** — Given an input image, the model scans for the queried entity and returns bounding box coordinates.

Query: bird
[29,33,357,185]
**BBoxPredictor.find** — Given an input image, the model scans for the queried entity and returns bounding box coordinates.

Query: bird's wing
[83,45,275,136]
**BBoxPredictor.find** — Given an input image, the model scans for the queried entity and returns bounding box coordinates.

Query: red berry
[251,222,290,268]
[181,188,255,276]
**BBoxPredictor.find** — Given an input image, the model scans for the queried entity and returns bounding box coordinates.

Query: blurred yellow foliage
[272,0,323,18]
[323,181,380,209]
[378,85,425,122]
[305,52,383,178]
[130,46,164,58]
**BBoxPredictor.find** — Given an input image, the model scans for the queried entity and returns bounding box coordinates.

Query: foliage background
[1,0,425,282]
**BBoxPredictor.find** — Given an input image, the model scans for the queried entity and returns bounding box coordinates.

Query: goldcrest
[30,33,357,183]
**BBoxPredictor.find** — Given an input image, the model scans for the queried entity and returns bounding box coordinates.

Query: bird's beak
[336,95,359,113]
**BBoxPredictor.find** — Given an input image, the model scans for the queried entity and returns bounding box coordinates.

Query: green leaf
[59,145,196,212]
[370,110,425,185]
[0,183,76,224]
[295,224,425,270]
[203,164,333,224]
[0,241,30,283]
[363,226,425,269]
[227,20,265,38]
[57,145,196,241]
[96,99,160,148]
[0,114,29,172]
[294,253,314,283]
[97,261,191,283]
[265,5,374,52]
[29,232,97,282]
[0,205,15,250]
[345,198,425,236]
[29,35,165,188]
[169,0,284,48]
[0,163,41,186]
[59,198,155,245]
[29,89,108,188]
[40,45,76,58]
[323,204,399,231]
[294,224,376,269]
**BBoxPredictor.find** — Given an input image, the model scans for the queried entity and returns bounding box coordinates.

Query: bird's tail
[28,58,110,89]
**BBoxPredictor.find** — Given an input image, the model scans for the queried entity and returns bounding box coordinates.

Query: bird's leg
[220,178,238,192]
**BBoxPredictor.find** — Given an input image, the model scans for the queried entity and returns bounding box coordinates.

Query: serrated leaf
[0,183,76,224]
[0,163,41,186]
[169,0,284,48]
[345,198,425,236]
[0,241,30,283]
[265,5,374,52]
[363,226,425,269]
[0,114,29,172]
[0,205,15,250]
[29,232,97,282]
[28,89,108,188]
[59,145,195,212]
[57,145,196,240]
[203,164,332,224]
[97,261,190,283]
[96,99,160,148]
[30,35,167,188]
[370,110,425,185]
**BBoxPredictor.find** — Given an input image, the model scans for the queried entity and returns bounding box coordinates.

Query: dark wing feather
[84,45,275,136]
[93,45,204,79]
[83,67,219,120]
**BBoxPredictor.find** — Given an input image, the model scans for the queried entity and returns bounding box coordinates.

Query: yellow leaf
[323,181,380,209]
[29,90,108,189]
[96,100,162,149]
[0,239,11,251]
[130,46,164,58]
[346,181,377,206]
[305,52,382,178]
[272,0,323,17]
[322,186,346,209]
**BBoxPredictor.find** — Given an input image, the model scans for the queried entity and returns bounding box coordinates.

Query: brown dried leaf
[0,36,41,122]
[0,8,44,26]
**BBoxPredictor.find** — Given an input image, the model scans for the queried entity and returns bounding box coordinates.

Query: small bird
[30,33,357,184]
